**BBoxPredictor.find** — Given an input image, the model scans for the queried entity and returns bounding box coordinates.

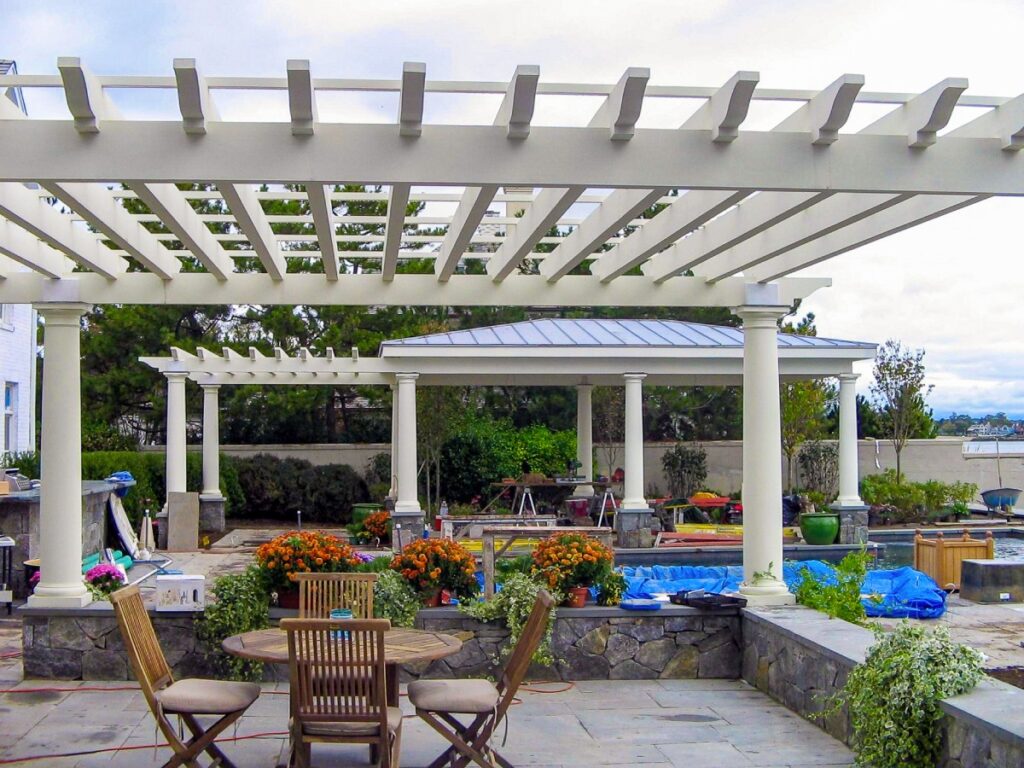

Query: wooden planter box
[914,529,995,590]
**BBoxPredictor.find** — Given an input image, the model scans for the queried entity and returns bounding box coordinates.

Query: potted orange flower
[255,531,361,608]
[391,538,479,606]
[531,532,614,608]
[363,511,391,544]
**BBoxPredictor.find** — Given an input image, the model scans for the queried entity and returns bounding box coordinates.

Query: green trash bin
[352,503,384,525]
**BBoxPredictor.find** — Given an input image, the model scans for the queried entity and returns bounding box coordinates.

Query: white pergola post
[836,374,863,506]
[200,384,221,498]
[392,373,423,544]
[736,295,794,605]
[622,373,647,510]
[28,303,91,608]
[388,384,399,500]
[164,372,188,504]
[574,384,594,496]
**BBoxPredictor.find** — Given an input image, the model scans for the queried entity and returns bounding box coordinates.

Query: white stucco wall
[0,303,36,454]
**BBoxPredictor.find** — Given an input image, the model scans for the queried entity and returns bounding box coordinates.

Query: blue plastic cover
[621,561,947,620]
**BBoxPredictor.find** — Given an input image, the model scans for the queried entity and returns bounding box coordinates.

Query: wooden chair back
[282,618,391,734]
[293,572,377,619]
[110,585,174,710]
[496,589,554,716]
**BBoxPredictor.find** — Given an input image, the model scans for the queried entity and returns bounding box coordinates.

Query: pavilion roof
[3,60,1021,309]
[381,318,874,350]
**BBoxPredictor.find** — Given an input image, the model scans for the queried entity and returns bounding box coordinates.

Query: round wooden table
[222,627,463,705]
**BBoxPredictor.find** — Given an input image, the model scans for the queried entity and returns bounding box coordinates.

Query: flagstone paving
[0,678,855,767]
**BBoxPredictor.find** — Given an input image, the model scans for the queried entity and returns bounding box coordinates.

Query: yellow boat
[673,523,801,538]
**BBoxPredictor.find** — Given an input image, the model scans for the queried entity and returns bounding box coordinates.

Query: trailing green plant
[838,623,983,768]
[596,569,627,606]
[460,573,558,666]
[196,566,270,681]
[793,548,873,625]
[372,570,421,628]
[660,443,708,499]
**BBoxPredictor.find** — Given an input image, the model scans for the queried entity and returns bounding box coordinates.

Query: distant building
[0,60,38,454]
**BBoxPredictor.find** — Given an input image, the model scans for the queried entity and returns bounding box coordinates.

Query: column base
[389,509,425,551]
[199,493,226,535]
[830,502,870,545]
[615,506,654,548]
[738,581,796,606]
[27,591,92,609]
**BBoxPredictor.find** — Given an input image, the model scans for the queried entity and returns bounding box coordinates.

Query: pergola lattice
[4,58,1020,609]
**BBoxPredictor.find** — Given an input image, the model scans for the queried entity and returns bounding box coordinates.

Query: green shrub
[793,548,873,625]
[373,570,420,628]
[196,566,270,681]
[860,470,977,524]
[840,624,983,767]
[661,443,707,499]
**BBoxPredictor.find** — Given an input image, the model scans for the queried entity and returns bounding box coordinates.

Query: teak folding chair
[282,617,402,768]
[110,585,260,768]
[408,589,555,768]
[293,572,377,619]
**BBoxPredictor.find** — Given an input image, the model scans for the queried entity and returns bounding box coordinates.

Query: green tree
[870,339,934,481]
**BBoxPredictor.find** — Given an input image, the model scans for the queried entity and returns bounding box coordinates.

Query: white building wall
[0,303,36,454]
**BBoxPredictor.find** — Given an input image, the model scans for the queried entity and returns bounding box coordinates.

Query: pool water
[874,538,1024,570]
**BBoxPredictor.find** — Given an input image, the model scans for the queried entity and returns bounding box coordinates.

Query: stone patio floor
[0,678,855,767]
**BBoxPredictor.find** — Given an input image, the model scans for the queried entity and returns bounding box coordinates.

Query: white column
[388,384,399,500]
[836,373,864,507]
[200,384,221,498]
[574,384,594,496]
[394,373,420,515]
[29,303,91,607]
[622,373,647,510]
[165,372,188,503]
[736,303,794,604]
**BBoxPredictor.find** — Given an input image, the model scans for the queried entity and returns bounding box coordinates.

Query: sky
[4,0,1024,417]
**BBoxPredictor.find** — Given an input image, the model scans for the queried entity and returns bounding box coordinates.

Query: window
[4,383,16,453]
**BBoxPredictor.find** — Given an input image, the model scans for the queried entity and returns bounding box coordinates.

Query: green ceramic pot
[799,512,840,545]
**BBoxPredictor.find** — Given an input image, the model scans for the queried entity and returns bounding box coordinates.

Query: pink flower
[85,563,125,585]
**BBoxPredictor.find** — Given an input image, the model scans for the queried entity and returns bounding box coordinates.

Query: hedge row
[9,451,366,526]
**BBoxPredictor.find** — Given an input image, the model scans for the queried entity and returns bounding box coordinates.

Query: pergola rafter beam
[57,57,105,134]
[305,183,339,281]
[174,59,217,135]
[218,182,286,281]
[864,77,968,147]
[43,182,181,280]
[382,183,410,281]
[399,62,426,137]
[681,70,760,142]
[0,182,126,278]
[774,73,864,144]
[286,60,317,136]
[494,65,539,139]
[487,185,586,281]
[0,217,69,278]
[129,182,233,280]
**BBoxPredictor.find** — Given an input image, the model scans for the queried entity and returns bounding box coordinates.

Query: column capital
[837,372,860,382]
[733,304,791,326]
[200,382,222,391]
[32,302,92,324]
[164,371,190,382]
[576,382,593,391]
[623,372,647,382]
[395,372,419,382]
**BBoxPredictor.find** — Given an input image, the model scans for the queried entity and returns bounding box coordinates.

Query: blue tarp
[621,561,947,619]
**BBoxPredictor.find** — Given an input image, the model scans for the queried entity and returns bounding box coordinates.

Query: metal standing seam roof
[380,319,875,350]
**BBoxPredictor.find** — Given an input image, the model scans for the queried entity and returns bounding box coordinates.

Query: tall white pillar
[736,302,794,605]
[200,384,221,498]
[574,384,594,496]
[622,374,647,510]
[165,372,188,503]
[394,374,420,515]
[29,303,91,607]
[835,374,863,506]
[388,384,399,500]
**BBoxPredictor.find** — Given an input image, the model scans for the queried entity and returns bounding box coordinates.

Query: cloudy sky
[5,0,1024,417]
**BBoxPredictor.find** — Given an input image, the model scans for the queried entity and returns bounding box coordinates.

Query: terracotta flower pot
[563,586,589,608]
[422,589,442,608]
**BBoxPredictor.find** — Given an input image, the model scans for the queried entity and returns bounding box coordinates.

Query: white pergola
[3,58,1021,609]
[142,318,876,529]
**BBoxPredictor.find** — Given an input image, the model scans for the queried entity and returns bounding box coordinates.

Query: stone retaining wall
[21,604,742,684]
[408,606,741,683]
[741,604,1024,768]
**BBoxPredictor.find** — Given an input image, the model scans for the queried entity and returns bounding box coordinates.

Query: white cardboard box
[155,574,206,612]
